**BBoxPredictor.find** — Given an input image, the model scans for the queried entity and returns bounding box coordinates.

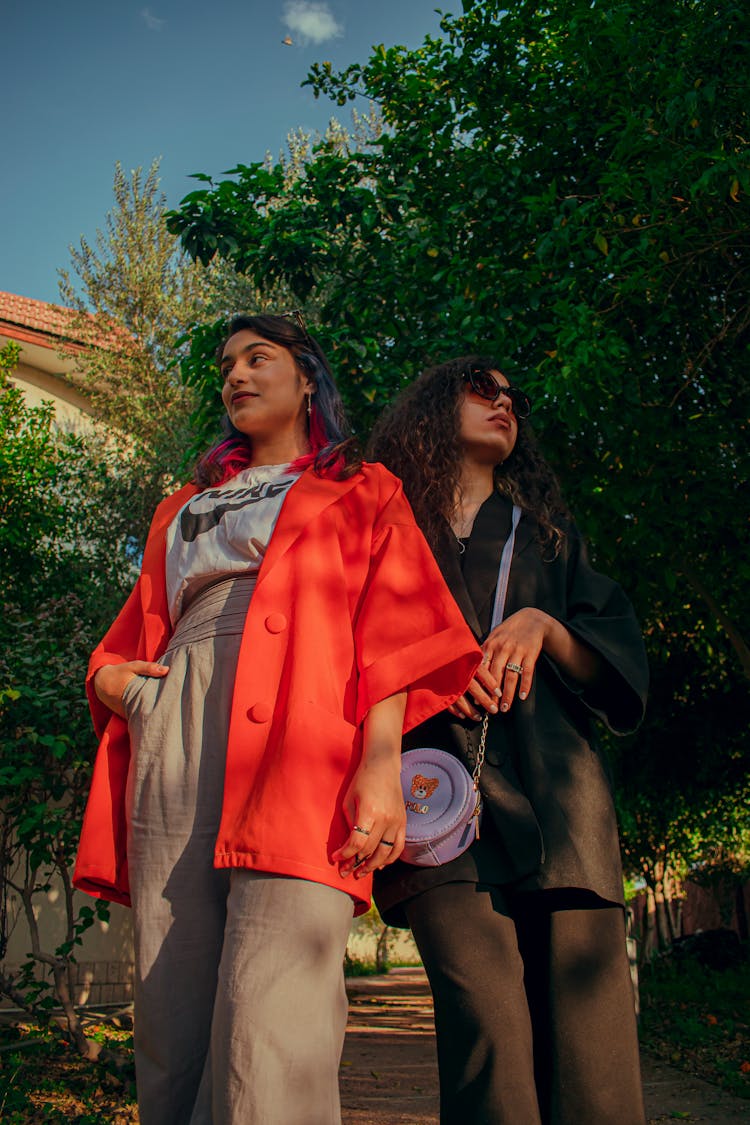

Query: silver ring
[352,856,366,868]
[353,825,371,836]
[505,661,524,675]
[380,839,396,848]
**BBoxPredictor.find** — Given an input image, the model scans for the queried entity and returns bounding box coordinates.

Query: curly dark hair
[194,314,360,487]
[367,355,568,556]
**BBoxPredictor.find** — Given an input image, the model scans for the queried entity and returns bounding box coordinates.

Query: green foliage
[0,351,131,1048]
[0,1022,136,1121]
[167,0,750,634]
[167,0,750,893]
[0,345,76,599]
[58,159,212,490]
[640,955,750,1099]
[59,159,211,371]
[342,952,381,978]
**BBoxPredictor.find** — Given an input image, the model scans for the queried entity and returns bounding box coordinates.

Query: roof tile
[0,290,126,350]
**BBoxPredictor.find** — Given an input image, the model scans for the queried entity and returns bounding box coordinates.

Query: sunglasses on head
[276,307,313,349]
[462,366,532,419]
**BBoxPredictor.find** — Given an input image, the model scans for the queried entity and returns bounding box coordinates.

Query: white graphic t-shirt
[165,463,300,623]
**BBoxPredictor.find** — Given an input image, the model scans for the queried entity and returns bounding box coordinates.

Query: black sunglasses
[276,307,313,348]
[462,366,532,419]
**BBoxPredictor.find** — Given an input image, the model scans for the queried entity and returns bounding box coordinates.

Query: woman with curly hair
[73,317,480,1125]
[370,355,649,1125]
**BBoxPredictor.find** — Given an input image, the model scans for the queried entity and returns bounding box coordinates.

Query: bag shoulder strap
[472,504,522,797]
[489,503,522,632]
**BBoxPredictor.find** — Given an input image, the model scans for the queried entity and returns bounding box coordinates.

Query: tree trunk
[663,866,682,943]
[375,925,390,974]
[16,867,99,1060]
[654,895,671,950]
[679,566,750,680]
[639,888,655,964]
[735,882,749,941]
[653,861,672,950]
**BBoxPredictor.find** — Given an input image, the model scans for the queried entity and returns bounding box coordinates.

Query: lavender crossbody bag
[399,505,521,866]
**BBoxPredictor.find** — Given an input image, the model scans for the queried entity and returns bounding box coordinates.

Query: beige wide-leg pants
[123,577,354,1125]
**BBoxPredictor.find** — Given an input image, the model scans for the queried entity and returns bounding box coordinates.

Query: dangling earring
[306,392,312,418]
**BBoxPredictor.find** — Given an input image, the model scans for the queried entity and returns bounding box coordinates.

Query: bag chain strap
[472,713,489,792]
[469,713,490,832]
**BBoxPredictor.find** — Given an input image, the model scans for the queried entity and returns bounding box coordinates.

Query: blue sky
[2,1,459,305]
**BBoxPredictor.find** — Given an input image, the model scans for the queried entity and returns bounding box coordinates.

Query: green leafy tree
[170,111,384,455]
[0,343,65,599]
[168,0,750,921]
[0,343,134,1056]
[168,0,749,642]
[58,159,216,538]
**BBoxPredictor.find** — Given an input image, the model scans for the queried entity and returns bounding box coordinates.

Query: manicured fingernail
[501,702,510,712]
[489,704,498,714]
[519,691,527,700]
[494,687,502,697]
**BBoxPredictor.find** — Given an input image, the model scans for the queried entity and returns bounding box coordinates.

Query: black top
[375,492,649,927]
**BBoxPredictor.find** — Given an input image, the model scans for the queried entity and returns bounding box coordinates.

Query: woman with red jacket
[74,315,480,1125]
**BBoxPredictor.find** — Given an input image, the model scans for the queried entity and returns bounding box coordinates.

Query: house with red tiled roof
[0,290,120,430]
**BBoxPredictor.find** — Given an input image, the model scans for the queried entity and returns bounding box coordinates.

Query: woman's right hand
[93,661,169,718]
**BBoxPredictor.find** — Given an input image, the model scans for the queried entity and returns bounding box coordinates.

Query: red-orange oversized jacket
[73,462,481,914]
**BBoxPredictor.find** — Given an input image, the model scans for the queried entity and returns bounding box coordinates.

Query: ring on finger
[353,825,372,836]
[505,661,524,675]
[380,838,396,848]
[352,856,367,868]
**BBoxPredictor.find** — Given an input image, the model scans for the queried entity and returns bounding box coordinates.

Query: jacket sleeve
[353,472,481,732]
[550,526,649,735]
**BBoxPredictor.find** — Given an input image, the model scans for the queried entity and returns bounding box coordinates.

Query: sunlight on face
[220,330,312,450]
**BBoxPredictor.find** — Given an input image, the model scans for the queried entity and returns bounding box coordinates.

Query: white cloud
[141,8,165,31]
[282,2,343,45]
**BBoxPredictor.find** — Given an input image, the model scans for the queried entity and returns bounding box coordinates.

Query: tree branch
[678,567,750,680]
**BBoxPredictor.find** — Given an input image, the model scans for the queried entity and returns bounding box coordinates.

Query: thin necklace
[451,499,483,540]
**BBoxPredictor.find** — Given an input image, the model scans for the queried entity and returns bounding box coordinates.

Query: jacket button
[248,701,273,723]
[265,613,287,634]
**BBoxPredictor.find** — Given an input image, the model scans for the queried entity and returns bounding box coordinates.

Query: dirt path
[340,967,749,1124]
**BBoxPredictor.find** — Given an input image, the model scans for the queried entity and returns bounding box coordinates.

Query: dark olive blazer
[375,491,649,926]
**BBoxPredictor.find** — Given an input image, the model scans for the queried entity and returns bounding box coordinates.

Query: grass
[343,952,382,977]
[0,1021,136,1123]
[638,952,750,1100]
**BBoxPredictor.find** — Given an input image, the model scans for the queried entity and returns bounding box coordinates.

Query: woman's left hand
[481,607,553,712]
[334,753,407,879]
[333,691,408,880]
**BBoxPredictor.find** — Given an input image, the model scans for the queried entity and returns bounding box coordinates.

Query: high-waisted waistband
[166,574,256,649]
